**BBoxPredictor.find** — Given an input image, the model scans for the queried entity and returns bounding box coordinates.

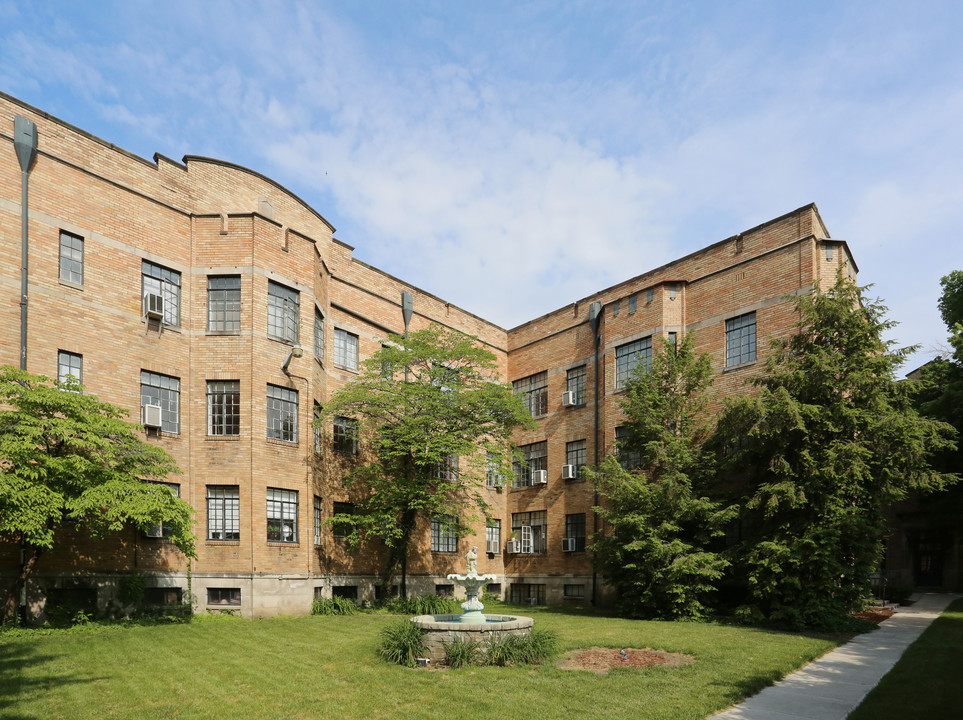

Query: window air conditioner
[505,540,521,554]
[562,464,578,480]
[532,469,548,485]
[144,293,164,320]
[561,391,577,407]
[561,537,576,552]
[485,540,500,554]
[142,403,163,429]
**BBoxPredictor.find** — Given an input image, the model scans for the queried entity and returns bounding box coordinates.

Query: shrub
[483,629,559,666]
[312,596,358,616]
[380,594,460,615]
[378,619,427,667]
[442,636,481,668]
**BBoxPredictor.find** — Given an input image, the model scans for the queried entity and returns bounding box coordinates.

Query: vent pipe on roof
[14,116,38,371]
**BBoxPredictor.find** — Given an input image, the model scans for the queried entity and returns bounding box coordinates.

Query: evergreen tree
[591,336,734,619]
[716,276,956,628]
[318,325,534,595]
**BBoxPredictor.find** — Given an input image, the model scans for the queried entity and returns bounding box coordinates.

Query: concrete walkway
[710,593,959,720]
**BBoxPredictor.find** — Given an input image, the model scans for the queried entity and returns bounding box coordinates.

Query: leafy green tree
[591,336,735,619]
[716,276,957,628]
[318,325,534,595]
[0,367,195,622]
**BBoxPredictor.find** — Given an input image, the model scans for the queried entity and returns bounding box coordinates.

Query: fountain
[410,546,534,663]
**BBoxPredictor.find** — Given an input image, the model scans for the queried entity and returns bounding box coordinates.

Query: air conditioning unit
[144,293,164,320]
[142,403,163,429]
[505,540,521,554]
[485,540,500,554]
[561,390,577,407]
[562,464,578,480]
[561,537,577,552]
[532,469,548,485]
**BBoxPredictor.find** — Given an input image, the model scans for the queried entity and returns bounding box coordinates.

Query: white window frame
[334,328,359,371]
[142,260,181,327]
[59,230,84,285]
[207,485,240,541]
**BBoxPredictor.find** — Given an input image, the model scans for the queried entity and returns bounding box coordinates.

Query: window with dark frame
[58,351,82,389]
[313,402,322,454]
[511,510,547,553]
[332,501,355,538]
[509,583,546,605]
[565,513,586,551]
[142,260,181,326]
[314,309,325,360]
[59,230,84,285]
[333,328,359,370]
[628,294,637,313]
[144,482,180,539]
[566,365,586,406]
[725,312,757,367]
[513,371,548,417]
[208,275,241,332]
[563,584,585,599]
[266,487,298,543]
[313,495,322,546]
[486,519,501,554]
[141,370,180,433]
[615,337,652,389]
[565,439,586,476]
[207,587,240,606]
[486,451,504,487]
[430,515,458,553]
[267,280,299,343]
[266,384,298,442]
[432,454,459,482]
[207,380,240,436]
[333,416,358,454]
[513,441,547,487]
[615,426,642,470]
[207,485,240,540]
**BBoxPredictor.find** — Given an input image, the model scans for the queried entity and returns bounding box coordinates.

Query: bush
[483,629,559,667]
[312,596,358,616]
[378,618,427,667]
[442,636,481,668]
[380,594,460,615]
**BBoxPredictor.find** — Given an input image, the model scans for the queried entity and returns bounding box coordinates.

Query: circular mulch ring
[557,647,694,674]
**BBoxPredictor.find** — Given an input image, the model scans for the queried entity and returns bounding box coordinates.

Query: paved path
[709,593,959,720]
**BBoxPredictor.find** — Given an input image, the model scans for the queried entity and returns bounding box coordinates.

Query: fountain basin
[411,614,534,663]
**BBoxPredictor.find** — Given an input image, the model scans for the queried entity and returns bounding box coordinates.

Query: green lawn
[1,603,844,720]
[848,598,963,720]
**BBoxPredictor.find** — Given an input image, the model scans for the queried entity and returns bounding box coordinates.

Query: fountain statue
[446,546,498,623]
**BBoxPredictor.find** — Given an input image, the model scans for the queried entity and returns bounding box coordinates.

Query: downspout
[14,115,38,371]
[588,301,602,606]
[400,291,413,598]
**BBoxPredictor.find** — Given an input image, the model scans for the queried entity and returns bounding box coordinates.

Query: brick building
[1,92,860,617]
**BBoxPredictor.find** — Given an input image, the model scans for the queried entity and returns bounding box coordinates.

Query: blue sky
[2,0,961,365]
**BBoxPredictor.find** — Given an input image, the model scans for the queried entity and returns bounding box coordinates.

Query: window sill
[58,279,84,291]
[206,540,241,545]
[206,331,241,337]
[723,360,757,373]
[206,435,241,442]
[267,334,299,346]
[266,541,300,546]
[333,364,360,374]
[266,438,299,447]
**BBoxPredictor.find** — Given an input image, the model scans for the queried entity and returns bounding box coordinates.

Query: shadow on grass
[0,638,105,720]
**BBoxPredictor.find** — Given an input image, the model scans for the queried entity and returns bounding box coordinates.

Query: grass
[0,601,847,720]
[848,598,963,720]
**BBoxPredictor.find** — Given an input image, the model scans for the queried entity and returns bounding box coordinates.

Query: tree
[591,335,735,619]
[0,367,195,622]
[716,276,957,628]
[318,325,534,595]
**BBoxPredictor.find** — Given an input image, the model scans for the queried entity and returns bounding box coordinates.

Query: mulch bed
[557,647,694,674]
[853,608,895,625]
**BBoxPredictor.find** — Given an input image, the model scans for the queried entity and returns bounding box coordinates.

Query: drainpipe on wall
[400,291,413,598]
[14,115,38,371]
[588,301,602,606]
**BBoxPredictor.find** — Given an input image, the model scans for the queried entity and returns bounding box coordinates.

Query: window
[57,351,82,389]
[207,588,240,606]
[432,454,459,482]
[566,365,586,406]
[207,485,240,541]
[668,332,678,352]
[142,261,181,326]
[332,586,358,601]
[826,244,834,261]
[144,482,180,539]
[208,275,241,332]
[267,280,299,343]
[566,440,586,477]
[615,337,652,389]
[669,283,678,300]
[612,300,620,317]
[313,495,322,546]
[333,329,359,371]
[266,488,298,543]
[59,231,83,285]
[563,584,585,599]
[486,583,502,597]
[314,309,325,361]
[141,371,180,433]
[486,451,504,487]
[646,288,654,303]
[565,513,586,552]
[512,510,547,553]
[513,441,547,487]
[266,384,298,442]
[207,380,240,436]
[726,312,757,367]
[510,583,546,605]
[628,294,637,313]
[431,515,458,553]
[333,416,358,454]
[513,372,548,417]
[486,519,501,554]
[615,426,642,469]
[332,502,355,538]
[313,402,322,454]
[144,587,183,606]
[435,584,454,597]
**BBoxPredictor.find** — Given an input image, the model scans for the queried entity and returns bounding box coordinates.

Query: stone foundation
[411,614,534,664]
